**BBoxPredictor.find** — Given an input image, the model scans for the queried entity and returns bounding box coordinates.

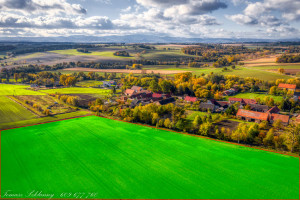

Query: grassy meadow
[1,116,298,199]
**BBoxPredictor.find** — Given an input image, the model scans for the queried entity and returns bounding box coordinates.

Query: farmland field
[1,116,299,199]
[0,96,37,124]
[225,92,283,103]
[40,87,111,95]
[144,65,292,81]
[50,49,134,59]
[0,84,45,95]
[76,80,103,87]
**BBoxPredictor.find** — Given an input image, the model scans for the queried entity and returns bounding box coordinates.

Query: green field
[0,84,45,95]
[142,49,197,60]
[225,92,284,103]
[0,96,37,124]
[76,80,103,87]
[40,87,111,95]
[1,116,299,199]
[50,49,134,59]
[144,66,292,81]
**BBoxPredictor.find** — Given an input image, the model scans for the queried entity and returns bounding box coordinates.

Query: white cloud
[0,0,87,15]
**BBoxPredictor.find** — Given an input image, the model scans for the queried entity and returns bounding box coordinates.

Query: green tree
[164,118,171,129]
[263,128,274,147]
[285,121,300,152]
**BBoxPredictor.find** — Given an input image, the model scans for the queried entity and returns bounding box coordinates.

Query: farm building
[124,89,136,97]
[249,104,269,112]
[278,83,297,91]
[222,88,238,96]
[229,98,257,105]
[236,109,269,123]
[103,81,117,87]
[269,113,290,125]
[199,102,215,112]
[131,86,143,92]
[184,96,198,103]
[155,97,175,106]
[236,108,290,125]
[152,93,171,100]
[296,115,300,124]
[267,106,280,114]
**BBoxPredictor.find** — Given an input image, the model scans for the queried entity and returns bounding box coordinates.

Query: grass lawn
[1,116,299,199]
[186,111,213,121]
[0,84,45,95]
[49,49,134,59]
[76,80,103,87]
[40,87,111,95]
[0,96,37,124]
[225,92,283,103]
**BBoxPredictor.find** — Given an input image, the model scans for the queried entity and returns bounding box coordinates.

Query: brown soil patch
[214,120,240,131]
[63,67,191,75]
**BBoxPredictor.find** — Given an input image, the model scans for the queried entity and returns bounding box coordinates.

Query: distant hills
[1,34,300,43]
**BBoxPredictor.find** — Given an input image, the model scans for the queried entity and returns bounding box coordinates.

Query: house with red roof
[124,89,136,97]
[184,96,198,103]
[267,106,280,114]
[278,83,297,91]
[296,115,300,124]
[229,98,257,105]
[236,109,269,123]
[269,113,290,125]
[237,108,290,125]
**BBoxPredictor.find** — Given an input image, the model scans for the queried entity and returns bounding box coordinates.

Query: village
[118,83,300,126]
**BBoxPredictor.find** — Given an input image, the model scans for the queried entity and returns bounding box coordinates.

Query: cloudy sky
[0,0,299,39]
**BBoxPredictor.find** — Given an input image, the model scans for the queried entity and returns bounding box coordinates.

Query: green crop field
[40,87,111,95]
[0,84,45,95]
[50,49,134,59]
[225,92,284,103]
[144,66,292,81]
[0,96,37,124]
[76,80,103,87]
[1,116,299,199]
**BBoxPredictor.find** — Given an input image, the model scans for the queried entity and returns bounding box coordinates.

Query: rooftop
[236,109,269,121]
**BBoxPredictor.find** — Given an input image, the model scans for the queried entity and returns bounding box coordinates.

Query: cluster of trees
[113,51,130,57]
[59,75,77,86]
[276,54,300,63]
[77,48,89,53]
[126,64,143,70]
[6,43,96,57]
[182,45,255,56]
[212,55,241,67]
[89,96,300,152]
[54,94,79,106]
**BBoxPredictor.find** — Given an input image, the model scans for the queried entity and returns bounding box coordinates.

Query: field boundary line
[0,114,93,131]
[96,115,300,159]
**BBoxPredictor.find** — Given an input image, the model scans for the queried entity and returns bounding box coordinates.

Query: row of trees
[276,54,300,63]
